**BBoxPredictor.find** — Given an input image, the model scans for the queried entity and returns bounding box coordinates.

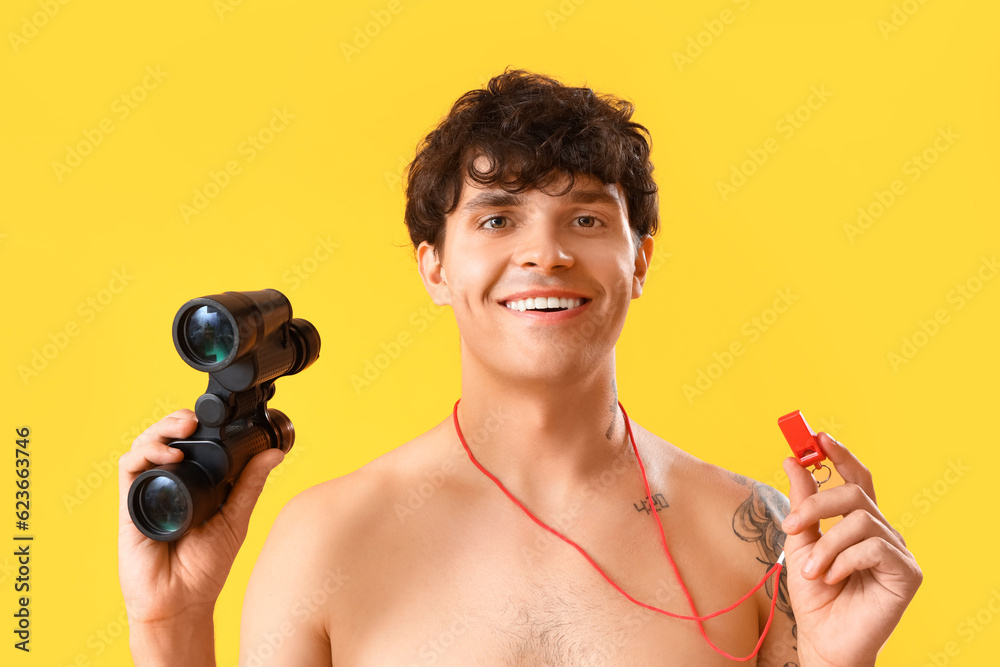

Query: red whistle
[777,410,826,467]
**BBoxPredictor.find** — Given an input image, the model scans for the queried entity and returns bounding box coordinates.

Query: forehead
[453,170,626,217]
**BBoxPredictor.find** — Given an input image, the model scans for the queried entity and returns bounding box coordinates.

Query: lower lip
[499,300,592,322]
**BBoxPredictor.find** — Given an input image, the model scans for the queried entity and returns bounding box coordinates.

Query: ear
[417,241,452,305]
[631,235,655,300]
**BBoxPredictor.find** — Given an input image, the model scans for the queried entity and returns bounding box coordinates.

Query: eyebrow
[459,187,620,215]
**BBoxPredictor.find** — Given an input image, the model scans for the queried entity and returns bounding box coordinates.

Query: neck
[455,348,632,509]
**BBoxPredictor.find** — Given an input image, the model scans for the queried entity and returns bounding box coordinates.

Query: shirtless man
[118,69,922,665]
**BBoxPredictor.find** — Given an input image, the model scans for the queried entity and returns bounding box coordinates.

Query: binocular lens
[184,305,235,365]
[139,476,190,533]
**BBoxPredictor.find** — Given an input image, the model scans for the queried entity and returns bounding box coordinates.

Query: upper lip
[498,289,591,304]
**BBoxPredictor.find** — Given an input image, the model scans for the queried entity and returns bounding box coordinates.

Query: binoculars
[127,289,320,542]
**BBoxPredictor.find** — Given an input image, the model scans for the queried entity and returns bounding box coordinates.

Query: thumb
[781,457,822,550]
[211,449,286,548]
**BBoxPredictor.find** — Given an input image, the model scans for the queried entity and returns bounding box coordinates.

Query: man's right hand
[117,409,284,661]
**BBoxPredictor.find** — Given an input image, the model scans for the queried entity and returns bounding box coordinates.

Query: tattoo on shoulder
[633,492,668,514]
[727,470,752,487]
[732,480,798,645]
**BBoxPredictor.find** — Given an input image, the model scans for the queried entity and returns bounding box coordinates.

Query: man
[119,69,921,665]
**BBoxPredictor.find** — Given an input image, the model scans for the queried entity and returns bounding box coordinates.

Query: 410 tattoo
[633,493,668,514]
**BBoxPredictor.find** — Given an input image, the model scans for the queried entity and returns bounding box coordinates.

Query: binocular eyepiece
[127,289,320,542]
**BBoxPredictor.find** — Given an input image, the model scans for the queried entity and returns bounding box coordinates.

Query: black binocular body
[127,289,320,542]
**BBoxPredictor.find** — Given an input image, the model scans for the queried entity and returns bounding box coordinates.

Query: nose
[513,224,574,271]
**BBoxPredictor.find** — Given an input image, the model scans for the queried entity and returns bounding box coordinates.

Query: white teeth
[504,297,585,311]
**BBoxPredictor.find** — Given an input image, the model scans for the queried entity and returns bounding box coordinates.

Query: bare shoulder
[241,417,455,663]
[629,420,789,560]
[630,423,798,656]
[265,414,456,553]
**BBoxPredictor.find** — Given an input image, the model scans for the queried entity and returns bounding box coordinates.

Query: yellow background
[2,0,997,664]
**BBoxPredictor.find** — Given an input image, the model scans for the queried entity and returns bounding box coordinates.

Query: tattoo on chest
[632,492,668,514]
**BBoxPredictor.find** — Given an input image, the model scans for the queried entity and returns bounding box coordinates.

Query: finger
[119,414,198,488]
[117,440,188,528]
[817,432,876,504]
[798,509,906,580]
[823,536,923,595]
[119,439,185,478]
[135,411,198,447]
[201,449,285,554]
[783,482,890,536]
[782,457,821,547]
[118,414,197,520]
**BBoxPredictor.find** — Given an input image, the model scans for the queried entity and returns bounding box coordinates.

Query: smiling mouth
[501,297,590,312]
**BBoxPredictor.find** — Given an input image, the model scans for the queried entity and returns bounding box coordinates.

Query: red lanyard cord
[452,398,783,662]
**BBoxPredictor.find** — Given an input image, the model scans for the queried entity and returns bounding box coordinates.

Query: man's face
[417,168,654,381]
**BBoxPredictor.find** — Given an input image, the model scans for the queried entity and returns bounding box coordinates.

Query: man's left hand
[781,432,922,667]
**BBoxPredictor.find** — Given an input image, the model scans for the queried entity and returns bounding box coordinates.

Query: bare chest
[333,507,764,666]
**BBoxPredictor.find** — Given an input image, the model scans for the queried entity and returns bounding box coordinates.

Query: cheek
[598,252,637,292]
[444,251,502,307]
[604,255,641,312]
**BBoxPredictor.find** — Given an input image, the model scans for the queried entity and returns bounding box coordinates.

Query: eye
[479,216,508,230]
[574,216,600,227]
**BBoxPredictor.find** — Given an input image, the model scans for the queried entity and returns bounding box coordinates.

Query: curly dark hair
[403,68,659,257]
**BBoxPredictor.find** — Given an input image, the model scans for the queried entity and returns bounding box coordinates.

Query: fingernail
[783,514,799,530]
[802,557,816,575]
